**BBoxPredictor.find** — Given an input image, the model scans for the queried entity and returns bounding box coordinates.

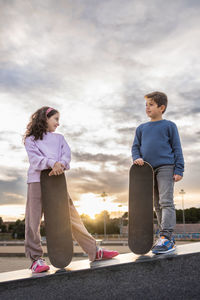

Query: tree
[176,208,200,223]
[122,212,128,219]
[94,211,110,234]
[8,223,15,232]
[0,217,7,233]
[81,214,95,234]
[12,219,25,239]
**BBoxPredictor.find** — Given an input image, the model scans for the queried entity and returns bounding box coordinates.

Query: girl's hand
[173,174,183,182]
[49,162,65,176]
[133,158,144,166]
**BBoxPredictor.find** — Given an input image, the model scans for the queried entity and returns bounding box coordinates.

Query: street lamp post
[101,192,107,240]
[179,189,186,236]
[118,204,123,236]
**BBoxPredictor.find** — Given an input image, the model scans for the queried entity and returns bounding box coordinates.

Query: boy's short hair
[144,91,168,113]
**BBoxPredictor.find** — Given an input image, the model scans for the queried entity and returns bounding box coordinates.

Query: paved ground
[0,257,88,273]
[0,241,190,273]
[0,244,131,256]
[0,245,130,273]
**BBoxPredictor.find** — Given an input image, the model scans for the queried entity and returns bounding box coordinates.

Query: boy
[131,91,184,254]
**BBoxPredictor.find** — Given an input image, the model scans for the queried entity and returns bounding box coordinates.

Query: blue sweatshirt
[131,119,184,176]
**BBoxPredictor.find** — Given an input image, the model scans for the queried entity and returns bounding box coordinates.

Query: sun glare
[1,193,200,222]
[0,205,25,221]
[76,193,127,219]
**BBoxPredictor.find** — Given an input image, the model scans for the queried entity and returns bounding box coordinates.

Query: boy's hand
[173,174,183,182]
[49,162,65,176]
[133,158,144,166]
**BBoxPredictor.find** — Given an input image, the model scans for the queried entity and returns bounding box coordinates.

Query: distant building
[122,223,200,235]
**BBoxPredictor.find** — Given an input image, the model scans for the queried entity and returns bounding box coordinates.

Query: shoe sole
[32,266,50,273]
[94,253,119,261]
[152,246,176,255]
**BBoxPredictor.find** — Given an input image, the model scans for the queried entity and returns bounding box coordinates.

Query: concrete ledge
[0,243,200,299]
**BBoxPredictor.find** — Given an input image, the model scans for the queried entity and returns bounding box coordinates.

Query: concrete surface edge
[0,245,200,299]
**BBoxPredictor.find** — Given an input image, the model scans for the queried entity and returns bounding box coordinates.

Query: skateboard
[40,170,73,268]
[128,161,154,254]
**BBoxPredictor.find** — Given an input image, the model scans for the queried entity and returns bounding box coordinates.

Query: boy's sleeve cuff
[174,169,183,177]
[132,155,141,161]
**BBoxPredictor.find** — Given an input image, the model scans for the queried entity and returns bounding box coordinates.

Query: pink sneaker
[95,247,119,260]
[30,258,50,273]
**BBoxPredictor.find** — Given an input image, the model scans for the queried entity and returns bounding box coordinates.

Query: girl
[23,106,119,273]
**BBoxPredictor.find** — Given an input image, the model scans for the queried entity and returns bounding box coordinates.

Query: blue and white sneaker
[151,236,176,254]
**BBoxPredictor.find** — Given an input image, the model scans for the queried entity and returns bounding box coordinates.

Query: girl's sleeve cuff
[48,159,57,169]
[60,161,70,170]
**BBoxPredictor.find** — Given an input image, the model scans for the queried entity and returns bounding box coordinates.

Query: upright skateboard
[40,170,73,268]
[128,161,154,254]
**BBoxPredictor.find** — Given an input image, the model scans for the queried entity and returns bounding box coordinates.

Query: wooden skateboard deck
[128,161,154,254]
[40,170,73,268]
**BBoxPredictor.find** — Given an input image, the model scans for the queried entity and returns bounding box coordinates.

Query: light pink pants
[25,182,97,262]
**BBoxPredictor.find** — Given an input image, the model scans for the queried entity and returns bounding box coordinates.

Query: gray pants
[154,165,176,240]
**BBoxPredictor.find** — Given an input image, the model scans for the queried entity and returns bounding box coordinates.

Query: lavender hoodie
[24,132,71,183]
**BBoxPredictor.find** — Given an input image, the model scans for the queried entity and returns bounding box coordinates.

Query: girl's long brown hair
[22,106,58,144]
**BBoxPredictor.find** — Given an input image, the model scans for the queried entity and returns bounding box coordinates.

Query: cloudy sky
[0,0,200,220]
